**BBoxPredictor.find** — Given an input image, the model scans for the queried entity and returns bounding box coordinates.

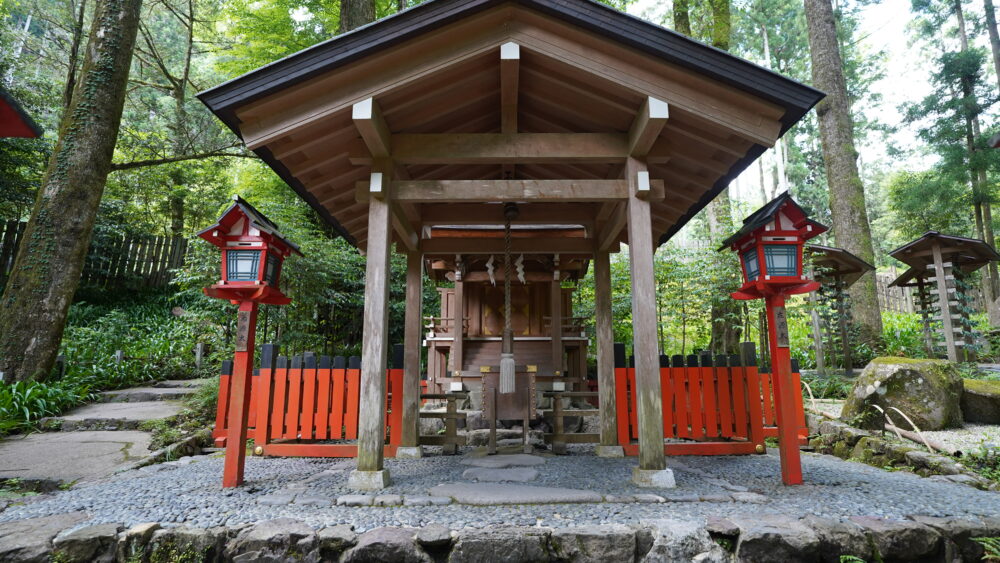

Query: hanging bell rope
[499,202,519,394]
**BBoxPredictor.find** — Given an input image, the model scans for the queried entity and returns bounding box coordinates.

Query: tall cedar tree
[804,0,883,345]
[0,0,143,381]
[340,0,375,33]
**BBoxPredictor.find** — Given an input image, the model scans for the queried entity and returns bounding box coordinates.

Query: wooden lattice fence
[0,220,187,289]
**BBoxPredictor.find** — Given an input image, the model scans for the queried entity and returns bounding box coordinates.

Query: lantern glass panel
[764,245,797,276]
[742,249,760,281]
[227,249,261,281]
[264,253,281,285]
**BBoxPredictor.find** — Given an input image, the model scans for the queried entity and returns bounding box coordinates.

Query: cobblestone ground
[1,446,998,533]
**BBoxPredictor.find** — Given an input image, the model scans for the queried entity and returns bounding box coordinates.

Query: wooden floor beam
[355,179,663,203]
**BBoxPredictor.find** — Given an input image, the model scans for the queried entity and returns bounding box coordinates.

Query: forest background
[3,0,1000,429]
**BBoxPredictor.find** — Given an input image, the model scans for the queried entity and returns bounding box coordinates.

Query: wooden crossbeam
[598,202,626,251]
[628,97,669,157]
[352,98,391,158]
[354,179,664,203]
[420,237,595,255]
[419,202,596,227]
[349,133,629,165]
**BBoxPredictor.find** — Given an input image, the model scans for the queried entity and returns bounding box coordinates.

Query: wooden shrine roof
[198,0,824,252]
[806,244,873,288]
[889,231,1000,274]
[0,88,42,138]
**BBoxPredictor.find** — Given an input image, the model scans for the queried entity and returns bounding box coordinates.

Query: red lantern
[721,192,827,300]
[197,196,301,487]
[720,192,826,486]
[197,196,302,305]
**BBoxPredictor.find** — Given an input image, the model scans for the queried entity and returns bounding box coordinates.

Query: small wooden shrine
[805,244,874,376]
[198,0,823,487]
[889,232,1000,362]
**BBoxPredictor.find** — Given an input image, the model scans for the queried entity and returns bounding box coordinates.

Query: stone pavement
[0,378,209,488]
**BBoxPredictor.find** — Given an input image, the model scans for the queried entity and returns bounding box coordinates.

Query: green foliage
[972,536,1000,561]
[0,380,83,434]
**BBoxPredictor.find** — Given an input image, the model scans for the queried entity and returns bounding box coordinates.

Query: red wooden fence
[614,349,808,455]
[213,345,404,458]
[759,366,809,444]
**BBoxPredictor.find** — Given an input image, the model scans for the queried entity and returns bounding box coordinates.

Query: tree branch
[110,150,258,171]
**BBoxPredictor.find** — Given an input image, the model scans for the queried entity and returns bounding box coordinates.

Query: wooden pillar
[932,243,959,362]
[835,277,853,376]
[625,157,666,471]
[452,264,465,378]
[594,249,620,449]
[222,300,257,488]
[401,250,423,449]
[353,163,393,485]
[765,293,803,485]
[916,277,935,356]
[551,260,563,376]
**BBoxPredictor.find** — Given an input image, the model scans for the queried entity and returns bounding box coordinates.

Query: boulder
[840,358,963,430]
[317,524,357,560]
[226,518,317,562]
[0,511,89,563]
[149,526,227,563]
[962,379,1000,424]
[731,514,821,563]
[449,527,551,563]
[640,519,727,562]
[52,523,122,563]
[849,517,941,561]
[342,527,430,563]
[549,525,635,563]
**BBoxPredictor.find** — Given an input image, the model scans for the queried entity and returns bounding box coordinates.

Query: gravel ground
[1,446,999,533]
[811,399,1000,455]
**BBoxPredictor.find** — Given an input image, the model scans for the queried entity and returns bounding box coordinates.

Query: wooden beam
[452,269,465,377]
[593,249,617,446]
[598,203,626,251]
[625,156,666,471]
[419,202,596,227]
[355,179,664,203]
[628,97,669,157]
[500,42,520,134]
[420,237,595,255]
[348,133,628,165]
[356,162,393,476]
[353,97,391,158]
[551,264,563,375]
[402,251,423,448]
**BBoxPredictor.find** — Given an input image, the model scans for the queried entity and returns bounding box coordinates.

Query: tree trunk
[985,0,1000,91]
[673,0,691,36]
[63,0,88,111]
[340,0,375,33]
[804,0,883,347]
[0,0,143,382]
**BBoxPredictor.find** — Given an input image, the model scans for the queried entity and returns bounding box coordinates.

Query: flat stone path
[460,454,547,468]
[428,482,604,504]
[461,467,539,482]
[0,431,152,484]
[54,401,183,428]
[100,387,197,402]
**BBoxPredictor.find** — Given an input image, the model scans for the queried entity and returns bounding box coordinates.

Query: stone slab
[0,511,89,562]
[154,379,212,388]
[0,430,152,483]
[56,401,182,423]
[459,454,546,468]
[338,495,374,507]
[100,387,196,403]
[402,495,452,506]
[347,469,391,490]
[428,482,603,505]
[631,467,677,488]
[460,467,539,482]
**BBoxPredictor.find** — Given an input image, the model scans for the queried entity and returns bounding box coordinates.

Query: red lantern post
[720,192,826,485]
[197,196,302,487]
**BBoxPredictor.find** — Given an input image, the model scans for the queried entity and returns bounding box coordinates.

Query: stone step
[0,430,153,485]
[44,400,183,431]
[428,482,602,504]
[153,378,213,389]
[100,386,197,403]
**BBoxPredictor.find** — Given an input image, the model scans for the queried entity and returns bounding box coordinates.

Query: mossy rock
[961,378,1000,424]
[840,357,963,431]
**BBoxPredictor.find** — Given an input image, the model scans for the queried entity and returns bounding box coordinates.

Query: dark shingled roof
[719,191,827,249]
[806,244,874,288]
[889,231,1000,270]
[0,87,43,138]
[197,196,303,255]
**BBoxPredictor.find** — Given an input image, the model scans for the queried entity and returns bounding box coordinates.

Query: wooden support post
[916,277,935,356]
[932,243,958,362]
[625,157,666,472]
[594,249,619,449]
[765,294,803,485]
[551,261,563,377]
[351,162,394,488]
[222,300,258,488]
[402,251,423,450]
[500,41,519,179]
[452,263,465,378]
[835,277,853,376]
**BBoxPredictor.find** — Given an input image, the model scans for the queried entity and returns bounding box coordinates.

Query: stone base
[347,469,391,490]
[395,446,424,459]
[631,467,676,488]
[595,445,625,458]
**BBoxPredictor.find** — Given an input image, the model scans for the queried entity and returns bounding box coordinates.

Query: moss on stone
[964,379,1000,395]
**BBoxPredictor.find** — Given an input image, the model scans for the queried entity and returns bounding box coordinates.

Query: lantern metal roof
[197,196,303,255]
[805,244,874,288]
[719,191,827,250]
[0,87,43,138]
